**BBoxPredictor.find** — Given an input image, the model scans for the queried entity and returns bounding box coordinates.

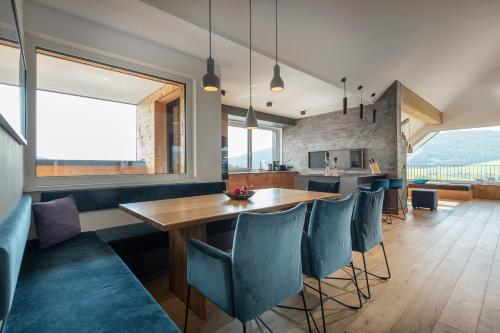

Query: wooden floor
[140,199,500,333]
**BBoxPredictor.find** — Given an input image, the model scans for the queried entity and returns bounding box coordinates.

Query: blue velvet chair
[351,188,391,299]
[304,180,341,231]
[299,194,362,332]
[184,203,312,333]
[307,180,340,194]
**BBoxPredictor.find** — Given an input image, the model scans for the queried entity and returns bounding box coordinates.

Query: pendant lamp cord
[275,0,278,65]
[249,0,252,106]
[209,0,212,58]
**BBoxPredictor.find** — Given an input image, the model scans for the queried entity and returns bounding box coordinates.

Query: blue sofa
[41,181,234,274]
[0,196,180,333]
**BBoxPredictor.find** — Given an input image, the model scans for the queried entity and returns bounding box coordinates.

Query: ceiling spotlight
[300,110,306,116]
[221,89,226,96]
[267,101,273,107]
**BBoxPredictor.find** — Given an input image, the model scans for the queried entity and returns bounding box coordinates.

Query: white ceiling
[36,52,165,104]
[28,0,500,120]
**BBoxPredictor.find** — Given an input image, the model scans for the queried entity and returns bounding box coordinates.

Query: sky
[36,90,137,161]
[0,84,21,133]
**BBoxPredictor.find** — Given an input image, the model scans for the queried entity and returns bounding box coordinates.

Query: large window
[0,40,22,136]
[407,126,500,182]
[228,123,280,170]
[36,50,185,177]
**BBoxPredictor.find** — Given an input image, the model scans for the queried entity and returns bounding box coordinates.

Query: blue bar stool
[388,178,406,221]
[359,179,392,224]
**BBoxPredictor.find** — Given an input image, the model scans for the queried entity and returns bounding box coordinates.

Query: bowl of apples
[224,185,255,200]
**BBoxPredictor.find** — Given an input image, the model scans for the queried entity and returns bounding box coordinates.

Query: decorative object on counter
[273,160,281,171]
[279,164,287,171]
[369,158,382,174]
[324,151,331,176]
[341,77,347,114]
[202,0,220,92]
[244,0,259,129]
[371,93,377,123]
[267,163,274,171]
[270,0,284,92]
[358,85,364,119]
[332,156,340,176]
[224,185,255,200]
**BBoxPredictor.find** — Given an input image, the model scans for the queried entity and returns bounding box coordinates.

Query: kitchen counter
[294,172,387,195]
[229,170,297,175]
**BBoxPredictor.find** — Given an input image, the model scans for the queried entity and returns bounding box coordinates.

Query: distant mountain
[409,130,500,166]
[229,148,274,169]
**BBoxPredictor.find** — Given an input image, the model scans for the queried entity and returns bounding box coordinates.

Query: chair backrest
[305,194,355,279]
[0,196,32,321]
[307,180,340,194]
[231,203,306,323]
[370,179,389,191]
[351,188,384,253]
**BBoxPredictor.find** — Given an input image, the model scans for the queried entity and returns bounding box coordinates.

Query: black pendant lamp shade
[245,0,258,129]
[202,0,220,92]
[371,93,376,123]
[358,85,364,119]
[341,77,347,114]
[270,0,284,92]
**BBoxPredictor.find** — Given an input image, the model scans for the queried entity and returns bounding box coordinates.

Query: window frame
[24,38,196,191]
[228,121,281,172]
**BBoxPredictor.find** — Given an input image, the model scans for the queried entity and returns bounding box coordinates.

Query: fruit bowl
[224,190,255,200]
[224,186,255,200]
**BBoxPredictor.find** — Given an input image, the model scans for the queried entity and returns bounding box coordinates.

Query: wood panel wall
[227,172,297,191]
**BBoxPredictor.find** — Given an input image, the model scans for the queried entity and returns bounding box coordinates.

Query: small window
[228,125,249,169]
[228,123,280,171]
[35,49,185,177]
[0,40,22,134]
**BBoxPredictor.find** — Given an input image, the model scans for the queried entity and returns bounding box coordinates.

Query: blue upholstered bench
[0,196,180,333]
[41,181,235,274]
[412,189,438,210]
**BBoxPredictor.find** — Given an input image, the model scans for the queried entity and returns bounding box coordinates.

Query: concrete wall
[283,81,402,177]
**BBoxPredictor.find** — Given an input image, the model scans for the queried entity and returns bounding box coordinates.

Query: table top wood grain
[119,188,340,231]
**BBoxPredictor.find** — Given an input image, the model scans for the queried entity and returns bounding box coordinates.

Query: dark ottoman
[412,189,438,210]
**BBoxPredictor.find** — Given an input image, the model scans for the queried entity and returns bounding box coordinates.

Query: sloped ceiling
[28,0,500,120]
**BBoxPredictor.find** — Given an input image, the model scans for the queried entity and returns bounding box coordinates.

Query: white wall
[21,1,222,230]
[412,62,500,143]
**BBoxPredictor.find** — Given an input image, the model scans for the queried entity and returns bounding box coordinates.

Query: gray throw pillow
[32,195,81,249]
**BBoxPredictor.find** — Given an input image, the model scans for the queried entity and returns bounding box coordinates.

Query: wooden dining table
[119,187,341,318]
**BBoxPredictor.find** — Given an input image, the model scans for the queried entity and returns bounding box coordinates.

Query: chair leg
[317,278,327,333]
[398,195,407,220]
[360,253,371,299]
[350,263,363,309]
[183,285,191,333]
[242,322,246,333]
[300,291,313,333]
[381,242,391,279]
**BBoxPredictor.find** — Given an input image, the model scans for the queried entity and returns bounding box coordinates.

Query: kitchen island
[294,172,387,196]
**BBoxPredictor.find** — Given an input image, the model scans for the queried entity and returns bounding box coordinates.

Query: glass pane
[228,126,248,169]
[35,50,185,177]
[251,128,275,169]
[0,42,21,133]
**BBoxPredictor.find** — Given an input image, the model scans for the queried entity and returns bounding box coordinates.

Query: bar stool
[388,178,406,221]
[359,179,391,224]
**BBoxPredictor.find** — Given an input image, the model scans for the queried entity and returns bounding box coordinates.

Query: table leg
[168,224,207,319]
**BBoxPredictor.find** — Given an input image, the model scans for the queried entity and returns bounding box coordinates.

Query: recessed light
[103,77,111,81]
